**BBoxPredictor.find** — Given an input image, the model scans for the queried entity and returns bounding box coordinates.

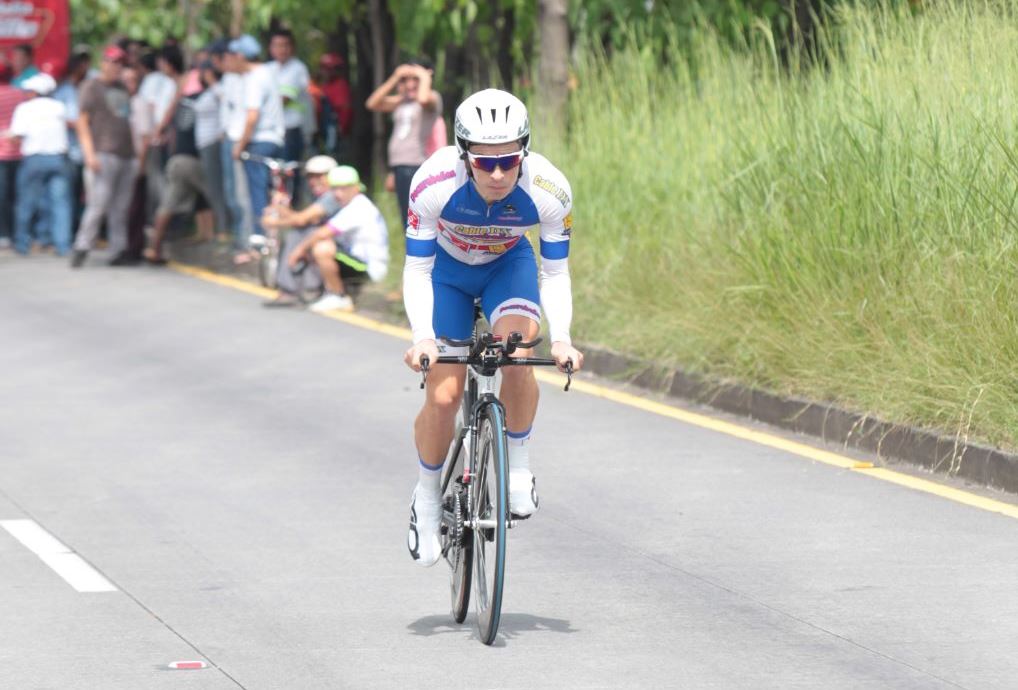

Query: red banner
[0,1,70,78]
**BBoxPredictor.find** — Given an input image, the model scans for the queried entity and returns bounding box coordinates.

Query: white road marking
[1,519,117,593]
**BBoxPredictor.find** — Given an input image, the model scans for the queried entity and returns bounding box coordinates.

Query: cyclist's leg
[408,268,474,566]
[482,242,543,516]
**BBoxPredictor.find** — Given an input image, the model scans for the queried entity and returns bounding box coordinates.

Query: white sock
[418,457,443,495]
[507,426,531,473]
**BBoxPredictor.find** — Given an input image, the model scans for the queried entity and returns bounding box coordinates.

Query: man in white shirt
[268,29,310,187]
[210,39,252,256]
[137,48,178,221]
[287,165,389,313]
[8,73,71,256]
[227,34,284,260]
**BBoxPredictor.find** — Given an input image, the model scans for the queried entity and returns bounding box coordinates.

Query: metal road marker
[169,261,1018,522]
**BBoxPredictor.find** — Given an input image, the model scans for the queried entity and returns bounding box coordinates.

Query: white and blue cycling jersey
[402,146,574,347]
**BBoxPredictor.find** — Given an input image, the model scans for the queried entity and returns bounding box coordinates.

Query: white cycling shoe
[509,469,539,518]
[407,485,442,567]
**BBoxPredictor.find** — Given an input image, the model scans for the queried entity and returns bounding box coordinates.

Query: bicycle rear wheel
[471,402,509,645]
[442,432,471,623]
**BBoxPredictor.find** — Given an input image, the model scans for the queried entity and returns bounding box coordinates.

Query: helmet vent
[490,108,497,121]
[475,106,483,122]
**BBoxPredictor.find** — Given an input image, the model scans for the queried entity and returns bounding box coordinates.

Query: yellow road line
[170,261,1018,522]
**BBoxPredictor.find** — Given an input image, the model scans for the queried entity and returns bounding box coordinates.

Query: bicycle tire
[258,252,278,289]
[471,402,509,645]
[442,434,472,624]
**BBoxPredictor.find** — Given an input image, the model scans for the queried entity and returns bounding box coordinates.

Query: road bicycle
[239,151,301,289]
[419,324,572,645]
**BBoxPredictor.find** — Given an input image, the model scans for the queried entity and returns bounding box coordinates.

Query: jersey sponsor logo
[447,224,517,239]
[562,212,573,236]
[442,228,521,255]
[499,302,541,319]
[410,169,456,202]
[407,209,420,236]
[503,203,517,214]
[532,175,570,208]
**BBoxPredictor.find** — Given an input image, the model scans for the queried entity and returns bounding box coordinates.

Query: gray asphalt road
[2,252,1018,689]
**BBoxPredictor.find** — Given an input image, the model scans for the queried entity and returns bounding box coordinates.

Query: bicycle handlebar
[238,151,301,173]
[418,345,573,391]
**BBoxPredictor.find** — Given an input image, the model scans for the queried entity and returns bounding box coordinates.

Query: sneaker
[309,292,353,313]
[509,469,539,518]
[70,249,87,268]
[408,486,442,567]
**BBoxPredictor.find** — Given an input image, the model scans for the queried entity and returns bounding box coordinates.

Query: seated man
[260,154,340,307]
[287,165,389,313]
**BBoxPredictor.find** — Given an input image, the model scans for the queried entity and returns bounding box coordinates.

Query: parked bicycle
[418,324,572,645]
[239,151,301,288]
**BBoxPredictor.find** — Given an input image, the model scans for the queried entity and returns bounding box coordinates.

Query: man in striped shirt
[0,83,30,250]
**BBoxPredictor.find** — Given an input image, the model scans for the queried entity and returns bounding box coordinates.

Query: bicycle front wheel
[471,402,509,645]
[442,432,472,624]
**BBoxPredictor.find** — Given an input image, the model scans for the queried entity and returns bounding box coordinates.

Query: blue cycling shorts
[432,239,541,342]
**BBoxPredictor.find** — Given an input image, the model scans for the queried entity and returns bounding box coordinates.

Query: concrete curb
[167,238,1018,495]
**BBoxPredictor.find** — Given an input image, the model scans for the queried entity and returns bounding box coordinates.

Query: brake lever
[419,356,430,390]
[564,359,573,392]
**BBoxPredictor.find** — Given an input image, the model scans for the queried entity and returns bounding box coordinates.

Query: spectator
[193,60,228,240]
[209,38,250,254]
[7,73,69,256]
[141,153,214,265]
[123,65,154,261]
[138,47,177,221]
[365,58,441,233]
[261,154,339,307]
[287,165,389,313]
[313,52,353,162]
[228,34,284,263]
[268,29,310,184]
[10,44,39,88]
[0,80,30,249]
[53,47,92,236]
[70,45,137,268]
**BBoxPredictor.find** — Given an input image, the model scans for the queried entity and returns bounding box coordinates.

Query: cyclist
[403,88,584,566]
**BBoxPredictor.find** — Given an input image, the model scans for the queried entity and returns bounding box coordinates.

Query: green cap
[328,165,366,191]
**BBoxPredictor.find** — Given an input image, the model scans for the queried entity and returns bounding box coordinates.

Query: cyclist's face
[307,173,328,197]
[468,142,523,203]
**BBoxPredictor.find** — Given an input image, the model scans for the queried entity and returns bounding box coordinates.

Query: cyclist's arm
[534,175,575,346]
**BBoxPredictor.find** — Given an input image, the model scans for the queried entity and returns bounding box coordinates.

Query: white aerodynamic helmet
[454,88,531,157]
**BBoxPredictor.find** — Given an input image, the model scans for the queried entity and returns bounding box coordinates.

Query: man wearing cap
[227,34,285,260]
[6,73,70,256]
[287,165,389,313]
[71,45,137,268]
[261,154,341,307]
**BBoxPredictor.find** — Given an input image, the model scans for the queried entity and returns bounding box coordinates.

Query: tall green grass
[542,1,1018,449]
